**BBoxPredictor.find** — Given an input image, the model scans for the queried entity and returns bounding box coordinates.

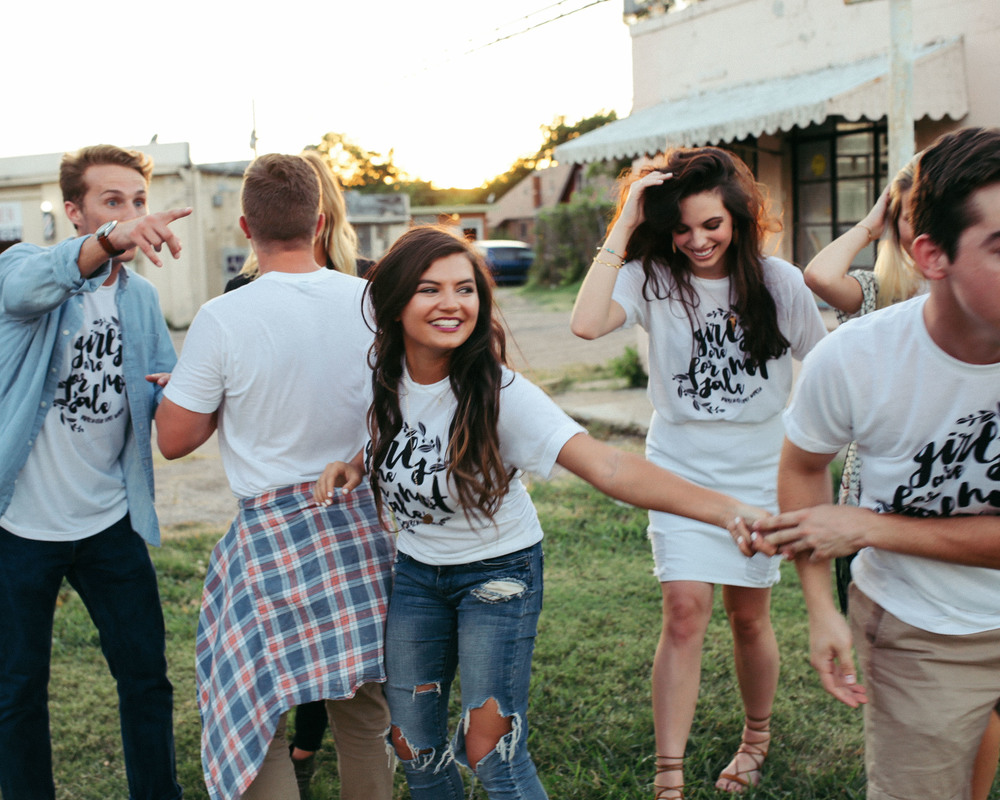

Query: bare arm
[570,171,671,339]
[766,439,867,708]
[154,397,218,459]
[757,498,1000,568]
[555,432,764,540]
[803,187,890,314]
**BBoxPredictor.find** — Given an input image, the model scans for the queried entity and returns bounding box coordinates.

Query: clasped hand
[746,504,874,560]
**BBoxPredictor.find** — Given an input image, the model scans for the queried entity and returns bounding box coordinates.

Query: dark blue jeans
[386,543,547,800]
[0,516,182,800]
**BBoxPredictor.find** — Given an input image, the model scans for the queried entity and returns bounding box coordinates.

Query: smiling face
[399,252,481,382]
[672,189,734,279]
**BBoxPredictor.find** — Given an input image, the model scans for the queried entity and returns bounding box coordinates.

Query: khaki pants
[241,682,393,800]
[850,585,1000,800]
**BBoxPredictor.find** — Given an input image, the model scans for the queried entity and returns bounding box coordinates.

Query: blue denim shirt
[0,237,177,546]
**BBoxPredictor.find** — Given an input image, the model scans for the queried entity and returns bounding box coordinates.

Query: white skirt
[646,412,784,587]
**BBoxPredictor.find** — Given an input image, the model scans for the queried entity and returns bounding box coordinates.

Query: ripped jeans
[385,543,547,800]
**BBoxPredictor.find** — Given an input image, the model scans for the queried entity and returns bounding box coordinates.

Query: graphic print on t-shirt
[372,419,455,531]
[877,405,1000,517]
[671,306,767,414]
[53,312,126,433]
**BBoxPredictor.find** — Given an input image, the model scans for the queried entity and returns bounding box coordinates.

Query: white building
[0,143,410,327]
[557,0,997,268]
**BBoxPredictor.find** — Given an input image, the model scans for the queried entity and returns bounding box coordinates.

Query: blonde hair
[238,150,360,279]
[60,144,153,207]
[872,158,922,309]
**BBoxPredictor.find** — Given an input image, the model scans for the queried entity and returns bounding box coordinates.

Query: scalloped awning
[556,38,967,164]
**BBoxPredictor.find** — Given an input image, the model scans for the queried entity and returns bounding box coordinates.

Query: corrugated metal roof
[556,38,967,164]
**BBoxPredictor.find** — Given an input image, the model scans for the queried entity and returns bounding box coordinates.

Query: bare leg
[972,709,1000,800]
[651,581,714,798]
[715,585,779,793]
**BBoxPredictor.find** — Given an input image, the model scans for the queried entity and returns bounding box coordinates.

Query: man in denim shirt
[0,144,191,800]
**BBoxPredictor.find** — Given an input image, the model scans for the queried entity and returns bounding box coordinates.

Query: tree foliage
[531,195,616,287]
[308,132,405,193]
[307,110,619,205]
[476,110,619,203]
[307,132,480,204]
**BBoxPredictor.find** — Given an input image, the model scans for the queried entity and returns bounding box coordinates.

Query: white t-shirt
[613,256,826,425]
[164,269,374,499]
[612,256,826,507]
[375,366,585,565]
[784,296,1000,635]
[2,281,128,539]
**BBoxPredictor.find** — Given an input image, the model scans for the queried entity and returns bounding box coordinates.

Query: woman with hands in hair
[571,147,827,797]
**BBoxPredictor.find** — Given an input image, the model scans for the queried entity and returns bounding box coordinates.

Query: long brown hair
[612,147,789,367]
[364,226,512,527]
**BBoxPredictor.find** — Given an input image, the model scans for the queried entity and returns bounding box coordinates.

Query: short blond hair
[59,144,153,206]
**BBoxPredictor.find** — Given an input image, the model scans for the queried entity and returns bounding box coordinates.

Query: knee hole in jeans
[464,697,520,769]
[390,723,454,774]
[392,683,442,760]
[471,578,526,603]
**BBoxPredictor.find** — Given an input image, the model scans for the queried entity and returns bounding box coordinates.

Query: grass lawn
[45,474,997,799]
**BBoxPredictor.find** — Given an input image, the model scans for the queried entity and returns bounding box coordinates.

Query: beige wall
[630,0,998,125]
[0,144,247,329]
[619,0,998,264]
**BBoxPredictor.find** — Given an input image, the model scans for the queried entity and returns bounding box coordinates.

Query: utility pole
[845,0,915,177]
[888,0,915,178]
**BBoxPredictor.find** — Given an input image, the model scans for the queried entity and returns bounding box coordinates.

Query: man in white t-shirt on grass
[753,126,1000,799]
[155,154,394,800]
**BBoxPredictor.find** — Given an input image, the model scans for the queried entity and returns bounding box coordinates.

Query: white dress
[612,256,826,586]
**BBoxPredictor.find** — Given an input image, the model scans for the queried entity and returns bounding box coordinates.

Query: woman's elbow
[802,268,825,294]
[570,316,602,340]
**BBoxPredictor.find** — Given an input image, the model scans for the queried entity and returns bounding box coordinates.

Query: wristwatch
[95,220,126,257]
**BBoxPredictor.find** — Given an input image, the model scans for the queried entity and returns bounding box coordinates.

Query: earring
[671,240,677,254]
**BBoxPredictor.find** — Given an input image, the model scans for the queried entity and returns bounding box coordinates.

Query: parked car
[473,240,534,285]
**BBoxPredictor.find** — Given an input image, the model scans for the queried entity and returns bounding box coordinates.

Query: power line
[407,0,611,75]
[464,0,610,54]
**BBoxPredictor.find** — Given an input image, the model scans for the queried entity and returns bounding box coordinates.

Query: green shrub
[531,197,615,286]
[611,346,648,388]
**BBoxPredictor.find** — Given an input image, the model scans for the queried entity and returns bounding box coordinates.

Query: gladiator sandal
[716,714,771,794]
[654,754,685,799]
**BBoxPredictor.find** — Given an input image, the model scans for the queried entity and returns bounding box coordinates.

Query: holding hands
[749,505,873,560]
[726,505,772,557]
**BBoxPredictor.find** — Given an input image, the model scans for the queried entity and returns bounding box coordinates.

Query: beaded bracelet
[600,245,624,258]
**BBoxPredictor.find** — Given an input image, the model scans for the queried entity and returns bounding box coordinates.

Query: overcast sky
[3,0,633,187]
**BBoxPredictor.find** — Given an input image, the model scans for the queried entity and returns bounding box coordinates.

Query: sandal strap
[744,713,771,732]
[654,754,685,798]
[718,716,771,790]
